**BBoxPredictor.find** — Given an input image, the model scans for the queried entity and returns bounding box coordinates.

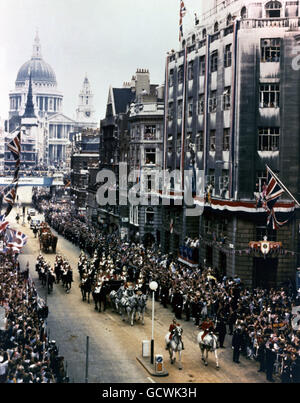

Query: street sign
[155,354,164,373]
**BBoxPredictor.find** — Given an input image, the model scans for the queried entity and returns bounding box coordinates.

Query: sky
[0,0,203,123]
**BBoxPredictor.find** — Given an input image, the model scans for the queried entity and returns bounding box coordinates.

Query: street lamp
[149,280,158,365]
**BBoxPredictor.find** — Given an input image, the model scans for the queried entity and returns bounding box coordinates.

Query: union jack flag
[267,209,289,230]
[3,182,18,205]
[179,0,187,42]
[7,131,21,161]
[265,167,285,211]
[0,215,9,234]
[5,228,27,250]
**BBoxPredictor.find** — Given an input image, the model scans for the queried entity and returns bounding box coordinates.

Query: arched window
[202,28,207,39]
[192,34,196,44]
[145,207,154,225]
[241,6,247,19]
[265,1,282,18]
[227,13,232,26]
[214,22,219,32]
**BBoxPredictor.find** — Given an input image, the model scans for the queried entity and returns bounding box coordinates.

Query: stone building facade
[162,0,300,288]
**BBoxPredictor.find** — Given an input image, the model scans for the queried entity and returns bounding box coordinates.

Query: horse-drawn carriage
[39,222,58,253]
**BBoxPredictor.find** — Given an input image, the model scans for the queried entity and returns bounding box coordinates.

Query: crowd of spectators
[0,253,68,383]
[33,191,300,383]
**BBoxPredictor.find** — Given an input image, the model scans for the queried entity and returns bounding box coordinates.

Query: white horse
[121,295,138,326]
[197,330,219,369]
[109,287,124,314]
[135,293,147,325]
[165,326,183,370]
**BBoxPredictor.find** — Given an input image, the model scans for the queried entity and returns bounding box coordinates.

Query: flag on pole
[265,167,285,211]
[7,132,21,161]
[256,165,298,230]
[179,0,187,42]
[3,182,18,205]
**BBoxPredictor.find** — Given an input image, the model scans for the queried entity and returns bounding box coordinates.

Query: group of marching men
[77,251,148,326]
[35,255,73,294]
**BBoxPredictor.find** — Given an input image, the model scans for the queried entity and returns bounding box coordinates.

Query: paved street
[12,196,272,383]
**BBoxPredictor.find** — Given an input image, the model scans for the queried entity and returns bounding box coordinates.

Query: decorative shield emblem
[261,241,270,255]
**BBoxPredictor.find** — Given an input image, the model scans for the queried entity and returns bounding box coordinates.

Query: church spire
[23,72,36,118]
[32,29,42,59]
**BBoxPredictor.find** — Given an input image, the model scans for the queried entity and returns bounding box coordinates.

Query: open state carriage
[39,222,58,253]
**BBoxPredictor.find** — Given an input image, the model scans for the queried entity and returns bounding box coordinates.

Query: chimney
[135,68,150,96]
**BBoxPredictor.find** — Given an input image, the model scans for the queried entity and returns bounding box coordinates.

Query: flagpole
[266,165,300,207]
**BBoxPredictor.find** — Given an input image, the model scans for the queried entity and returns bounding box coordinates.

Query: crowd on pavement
[32,191,300,383]
[0,253,68,383]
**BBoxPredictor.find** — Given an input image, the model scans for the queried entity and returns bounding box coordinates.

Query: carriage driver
[165,318,184,350]
[200,316,215,340]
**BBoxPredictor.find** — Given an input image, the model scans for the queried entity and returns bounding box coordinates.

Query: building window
[178,66,184,84]
[178,100,183,117]
[217,218,228,239]
[255,170,268,193]
[167,136,173,153]
[209,91,217,113]
[209,130,216,151]
[204,218,212,234]
[211,51,218,72]
[202,28,207,39]
[169,69,174,87]
[168,102,173,120]
[145,207,155,225]
[223,128,230,151]
[188,61,194,80]
[145,148,156,164]
[129,205,134,224]
[258,127,280,151]
[176,134,182,153]
[134,206,139,226]
[214,22,219,32]
[198,94,205,114]
[222,87,231,110]
[199,56,206,76]
[144,125,156,140]
[188,98,193,117]
[219,169,229,191]
[261,38,281,62]
[259,84,280,108]
[206,170,215,189]
[224,44,232,68]
[265,1,282,18]
[196,131,203,151]
[241,6,247,19]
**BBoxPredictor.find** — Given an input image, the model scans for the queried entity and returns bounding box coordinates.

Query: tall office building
[162,0,300,287]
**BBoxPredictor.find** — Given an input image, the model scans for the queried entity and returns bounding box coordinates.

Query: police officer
[265,343,276,382]
[232,326,243,364]
[215,314,227,348]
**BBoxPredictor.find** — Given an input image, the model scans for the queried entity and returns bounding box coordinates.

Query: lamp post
[149,280,158,365]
